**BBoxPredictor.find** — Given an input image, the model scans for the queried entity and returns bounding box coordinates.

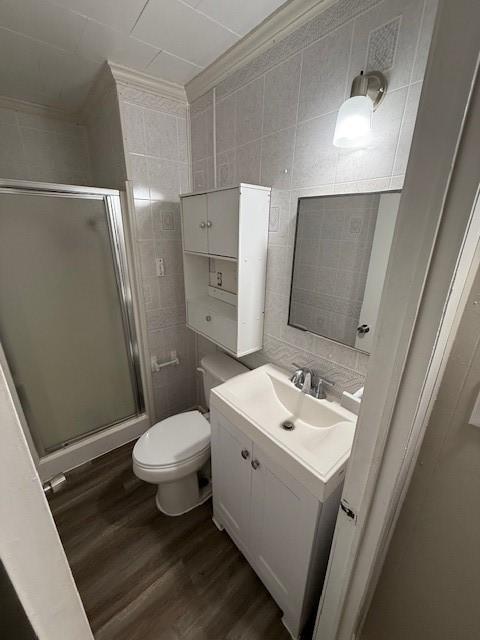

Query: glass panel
[0,191,138,453]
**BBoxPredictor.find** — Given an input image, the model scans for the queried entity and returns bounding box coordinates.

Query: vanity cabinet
[211,408,342,639]
[180,184,270,357]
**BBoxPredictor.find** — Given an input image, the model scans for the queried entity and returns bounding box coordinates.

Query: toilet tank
[199,352,248,408]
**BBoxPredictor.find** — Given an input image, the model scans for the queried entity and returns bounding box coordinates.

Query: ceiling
[0,0,287,112]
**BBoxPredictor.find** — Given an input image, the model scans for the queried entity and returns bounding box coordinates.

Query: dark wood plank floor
[48,443,291,640]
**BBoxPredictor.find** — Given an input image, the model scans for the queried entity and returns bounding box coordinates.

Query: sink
[211,364,357,496]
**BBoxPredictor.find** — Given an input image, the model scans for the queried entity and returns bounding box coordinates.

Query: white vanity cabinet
[180,184,270,357]
[211,408,342,639]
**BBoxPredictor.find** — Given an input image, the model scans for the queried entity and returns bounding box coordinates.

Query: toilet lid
[133,411,210,468]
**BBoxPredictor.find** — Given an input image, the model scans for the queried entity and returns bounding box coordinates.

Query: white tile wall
[117,85,196,420]
[190,0,438,395]
[0,106,91,185]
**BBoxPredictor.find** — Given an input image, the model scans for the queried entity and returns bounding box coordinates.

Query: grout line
[215,0,385,103]
[409,0,428,86]
[263,332,365,377]
[193,82,413,167]
[390,0,428,175]
[129,0,151,34]
[285,50,304,192]
[212,87,217,188]
[259,74,266,184]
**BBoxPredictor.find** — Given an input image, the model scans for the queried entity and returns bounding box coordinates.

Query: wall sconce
[333,71,387,148]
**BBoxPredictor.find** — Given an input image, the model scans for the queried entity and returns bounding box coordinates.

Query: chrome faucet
[290,366,312,394]
[313,377,335,399]
[290,364,335,399]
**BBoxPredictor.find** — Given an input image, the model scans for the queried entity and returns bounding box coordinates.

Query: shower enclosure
[0,180,147,477]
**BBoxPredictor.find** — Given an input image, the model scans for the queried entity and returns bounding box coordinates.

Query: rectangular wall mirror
[289,190,401,353]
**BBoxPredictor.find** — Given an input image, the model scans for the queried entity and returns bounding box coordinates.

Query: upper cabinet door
[182,194,208,253]
[207,189,239,258]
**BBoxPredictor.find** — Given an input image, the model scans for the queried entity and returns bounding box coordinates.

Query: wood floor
[48,443,291,640]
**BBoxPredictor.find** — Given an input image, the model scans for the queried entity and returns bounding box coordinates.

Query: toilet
[132,352,248,516]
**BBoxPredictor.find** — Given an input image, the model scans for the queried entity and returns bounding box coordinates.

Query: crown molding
[0,94,78,123]
[109,62,187,104]
[185,0,338,103]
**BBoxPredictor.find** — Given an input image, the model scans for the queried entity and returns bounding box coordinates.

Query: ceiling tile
[147,51,203,85]
[77,20,159,70]
[48,0,148,33]
[0,27,61,104]
[196,0,286,36]
[132,0,239,67]
[0,0,87,52]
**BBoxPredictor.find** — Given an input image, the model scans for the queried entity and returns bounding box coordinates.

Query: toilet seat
[133,410,210,470]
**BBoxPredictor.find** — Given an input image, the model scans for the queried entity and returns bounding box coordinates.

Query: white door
[207,189,239,257]
[249,442,318,617]
[211,411,252,551]
[182,194,208,253]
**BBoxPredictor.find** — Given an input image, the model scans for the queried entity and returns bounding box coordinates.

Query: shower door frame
[0,179,151,480]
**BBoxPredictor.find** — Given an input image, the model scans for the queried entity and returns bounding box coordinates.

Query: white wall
[0,361,93,639]
[86,85,127,190]
[0,106,91,185]
[190,0,437,396]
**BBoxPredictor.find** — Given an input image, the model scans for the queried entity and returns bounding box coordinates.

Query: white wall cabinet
[211,408,342,639]
[180,184,270,357]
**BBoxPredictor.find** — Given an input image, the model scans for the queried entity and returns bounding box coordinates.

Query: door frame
[315,1,480,638]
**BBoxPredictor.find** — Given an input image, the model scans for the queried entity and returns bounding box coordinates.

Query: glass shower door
[0,186,143,454]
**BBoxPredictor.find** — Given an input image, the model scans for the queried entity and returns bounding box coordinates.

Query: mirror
[289,190,401,353]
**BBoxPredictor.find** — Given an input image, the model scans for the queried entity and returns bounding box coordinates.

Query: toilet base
[155,474,212,517]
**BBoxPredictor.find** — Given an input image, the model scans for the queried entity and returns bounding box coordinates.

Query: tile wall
[0,106,91,185]
[86,85,127,190]
[190,0,437,396]
[116,84,196,420]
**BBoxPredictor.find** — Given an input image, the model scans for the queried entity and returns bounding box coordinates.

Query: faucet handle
[312,374,335,399]
[290,369,304,385]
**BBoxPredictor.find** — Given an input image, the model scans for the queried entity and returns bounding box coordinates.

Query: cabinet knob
[251,459,260,470]
[241,449,250,460]
[199,221,206,228]
[357,324,370,336]
[205,315,212,321]
[206,220,212,228]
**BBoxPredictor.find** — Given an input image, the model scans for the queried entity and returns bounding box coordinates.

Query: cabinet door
[211,411,252,551]
[182,194,208,253]
[249,443,319,617]
[207,189,239,258]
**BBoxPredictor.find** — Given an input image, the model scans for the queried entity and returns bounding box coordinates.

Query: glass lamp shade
[333,95,373,148]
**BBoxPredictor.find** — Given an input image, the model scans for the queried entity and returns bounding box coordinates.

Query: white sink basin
[211,364,357,497]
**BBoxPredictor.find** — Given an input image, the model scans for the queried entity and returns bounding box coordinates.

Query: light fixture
[333,70,387,148]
